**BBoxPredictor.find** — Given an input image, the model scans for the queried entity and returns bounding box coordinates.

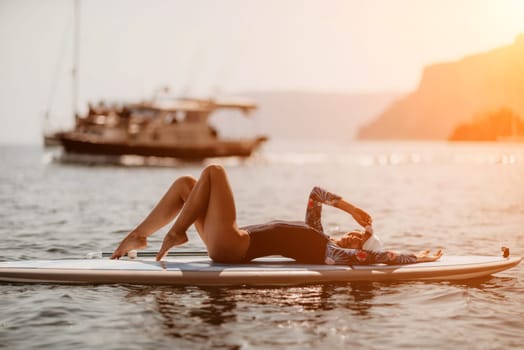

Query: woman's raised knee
[171,175,196,191]
[203,164,226,177]
[173,175,196,187]
[171,176,196,196]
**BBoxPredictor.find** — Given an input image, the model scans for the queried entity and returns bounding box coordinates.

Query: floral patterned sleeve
[305,186,342,232]
[325,243,417,265]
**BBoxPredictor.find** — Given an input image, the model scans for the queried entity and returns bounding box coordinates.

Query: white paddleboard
[0,254,520,286]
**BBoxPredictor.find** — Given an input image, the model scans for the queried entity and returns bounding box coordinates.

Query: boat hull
[59,135,267,160]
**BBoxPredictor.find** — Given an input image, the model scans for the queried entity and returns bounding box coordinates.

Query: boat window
[164,113,177,124]
[186,111,202,123]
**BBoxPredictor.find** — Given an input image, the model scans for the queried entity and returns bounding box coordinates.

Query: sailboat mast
[72,0,80,119]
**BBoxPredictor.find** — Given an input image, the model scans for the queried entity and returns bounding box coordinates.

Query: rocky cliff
[358,34,524,140]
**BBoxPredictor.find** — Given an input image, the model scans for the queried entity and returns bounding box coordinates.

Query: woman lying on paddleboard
[112,164,442,265]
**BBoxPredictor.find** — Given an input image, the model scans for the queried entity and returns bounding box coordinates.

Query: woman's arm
[305,186,372,232]
[305,187,341,232]
[334,199,372,227]
[325,245,443,265]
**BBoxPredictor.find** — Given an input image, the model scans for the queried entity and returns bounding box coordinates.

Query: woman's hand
[415,249,443,263]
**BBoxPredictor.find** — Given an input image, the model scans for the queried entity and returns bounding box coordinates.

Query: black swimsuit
[238,187,417,266]
[241,220,329,264]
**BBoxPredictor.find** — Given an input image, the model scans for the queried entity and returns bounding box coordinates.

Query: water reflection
[186,288,237,326]
[122,282,389,341]
[111,255,522,347]
[443,275,518,293]
[120,274,523,344]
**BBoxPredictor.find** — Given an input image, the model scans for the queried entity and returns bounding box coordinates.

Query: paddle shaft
[100,251,209,258]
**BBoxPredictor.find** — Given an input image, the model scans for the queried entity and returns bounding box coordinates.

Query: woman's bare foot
[156,230,188,261]
[111,231,148,259]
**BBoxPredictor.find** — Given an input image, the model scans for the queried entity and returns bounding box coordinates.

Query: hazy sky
[2,0,524,144]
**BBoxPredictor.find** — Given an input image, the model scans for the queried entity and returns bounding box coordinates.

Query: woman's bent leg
[157,165,249,262]
[111,176,196,259]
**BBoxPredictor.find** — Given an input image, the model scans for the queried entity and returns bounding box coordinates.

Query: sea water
[1,141,523,349]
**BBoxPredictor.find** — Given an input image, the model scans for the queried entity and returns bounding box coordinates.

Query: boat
[56,96,268,161]
[44,133,62,147]
[44,1,268,159]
